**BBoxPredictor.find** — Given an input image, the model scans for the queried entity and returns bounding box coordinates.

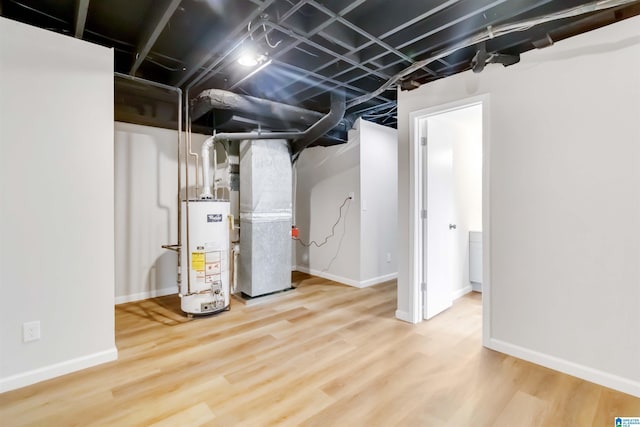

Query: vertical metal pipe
[176,86,182,288]
[187,87,199,197]
[113,72,184,289]
[184,88,192,295]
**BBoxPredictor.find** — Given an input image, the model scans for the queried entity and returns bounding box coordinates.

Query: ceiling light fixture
[237,43,267,67]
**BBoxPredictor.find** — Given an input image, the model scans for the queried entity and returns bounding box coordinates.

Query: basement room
[1,0,639,425]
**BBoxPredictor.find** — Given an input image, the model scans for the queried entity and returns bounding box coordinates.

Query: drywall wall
[0,18,116,391]
[397,15,640,396]
[359,120,398,285]
[294,130,362,285]
[114,122,211,303]
[294,119,398,287]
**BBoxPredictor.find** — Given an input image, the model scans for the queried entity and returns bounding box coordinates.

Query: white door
[422,117,455,320]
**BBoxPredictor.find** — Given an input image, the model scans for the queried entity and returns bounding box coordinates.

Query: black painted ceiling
[2,0,639,131]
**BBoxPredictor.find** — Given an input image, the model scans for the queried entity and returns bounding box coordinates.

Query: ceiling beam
[221,0,368,91]
[280,0,552,102]
[262,0,460,98]
[173,0,277,87]
[308,0,430,74]
[129,0,182,76]
[271,60,393,104]
[74,0,90,38]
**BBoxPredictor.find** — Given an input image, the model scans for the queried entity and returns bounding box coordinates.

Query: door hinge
[420,136,427,146]
[421,282,427,292]
[421,209,427,219]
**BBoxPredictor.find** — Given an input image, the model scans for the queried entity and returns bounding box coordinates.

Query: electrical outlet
[348,191,354,200]
[386,252,392,263]
[23,321,40,343]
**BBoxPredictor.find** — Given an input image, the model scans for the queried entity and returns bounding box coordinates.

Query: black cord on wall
[295,195,352,248]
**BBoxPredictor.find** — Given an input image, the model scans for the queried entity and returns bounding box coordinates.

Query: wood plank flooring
[1,272,639,426]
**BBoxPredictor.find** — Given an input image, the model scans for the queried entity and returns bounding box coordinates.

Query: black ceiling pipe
[291,90,345,157]
[193,90,347,160]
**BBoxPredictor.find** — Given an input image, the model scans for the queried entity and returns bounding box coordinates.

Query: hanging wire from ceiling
[247,15,282,48]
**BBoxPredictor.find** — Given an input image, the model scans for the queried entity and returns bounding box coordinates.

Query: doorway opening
[409,95,489,338]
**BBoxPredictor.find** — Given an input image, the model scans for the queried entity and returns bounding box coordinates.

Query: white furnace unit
[180,200,231,315]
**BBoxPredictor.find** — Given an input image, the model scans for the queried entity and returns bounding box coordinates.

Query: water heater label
[207,214,223,223]
[191,252,205,271]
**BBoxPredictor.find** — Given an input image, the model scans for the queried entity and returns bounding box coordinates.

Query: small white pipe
[232,243,239,294]
[212,143,218,198]
[200,136,214,199]
[292,162,297,226]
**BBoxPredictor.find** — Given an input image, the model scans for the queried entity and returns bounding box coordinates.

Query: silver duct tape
[240,212,292,223]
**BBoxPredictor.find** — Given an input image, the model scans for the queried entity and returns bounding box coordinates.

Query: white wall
[360,120,398,284]
[0,18,116,392]
[294,119,398,287]
[114,122,210,303]
[294,130,362,284]
[397,16,640,397]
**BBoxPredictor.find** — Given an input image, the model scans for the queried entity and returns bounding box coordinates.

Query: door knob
[449,224,457,230]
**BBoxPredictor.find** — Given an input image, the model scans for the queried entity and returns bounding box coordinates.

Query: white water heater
[180,200,231,315]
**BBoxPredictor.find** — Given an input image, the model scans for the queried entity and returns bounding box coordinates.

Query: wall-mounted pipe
[115,72,184,289]
[184,88,192,295]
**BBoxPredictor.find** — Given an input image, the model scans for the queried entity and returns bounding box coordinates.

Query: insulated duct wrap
[238,139,292,297]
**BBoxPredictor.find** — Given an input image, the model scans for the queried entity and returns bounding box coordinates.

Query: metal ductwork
[291,91,346,156]
[190,89,352,149]
[237,138,292,298]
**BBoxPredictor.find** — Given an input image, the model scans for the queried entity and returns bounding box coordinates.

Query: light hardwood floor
[1,273,638,426]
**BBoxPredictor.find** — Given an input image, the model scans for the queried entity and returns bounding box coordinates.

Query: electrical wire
[248,18,283,48]
[363,105,397,119]
[263,24,283,48]
[346,0,638,109]
[295,196,351,248]
[321,200,351,273]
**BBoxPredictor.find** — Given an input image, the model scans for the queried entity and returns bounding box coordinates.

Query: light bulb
[238,52,259,67]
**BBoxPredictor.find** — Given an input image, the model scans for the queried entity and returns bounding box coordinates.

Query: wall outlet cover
[23,321,41,342]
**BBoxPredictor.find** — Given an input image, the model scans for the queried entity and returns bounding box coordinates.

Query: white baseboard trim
[452,285,472,300]
[395,309,417,324]
[359,273,398,288]
[488,338,640,398]
[0,347,118,393]
[294,266,360,287]
[115,287,177,305]
[293,266,397,288]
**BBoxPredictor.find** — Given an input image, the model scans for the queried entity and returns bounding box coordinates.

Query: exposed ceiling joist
[4,0,639,132]
[74,0,90,39]
[228,0,368,92]
[173,0,278,87]
[282,0,550,102]
[129,0,182,76]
